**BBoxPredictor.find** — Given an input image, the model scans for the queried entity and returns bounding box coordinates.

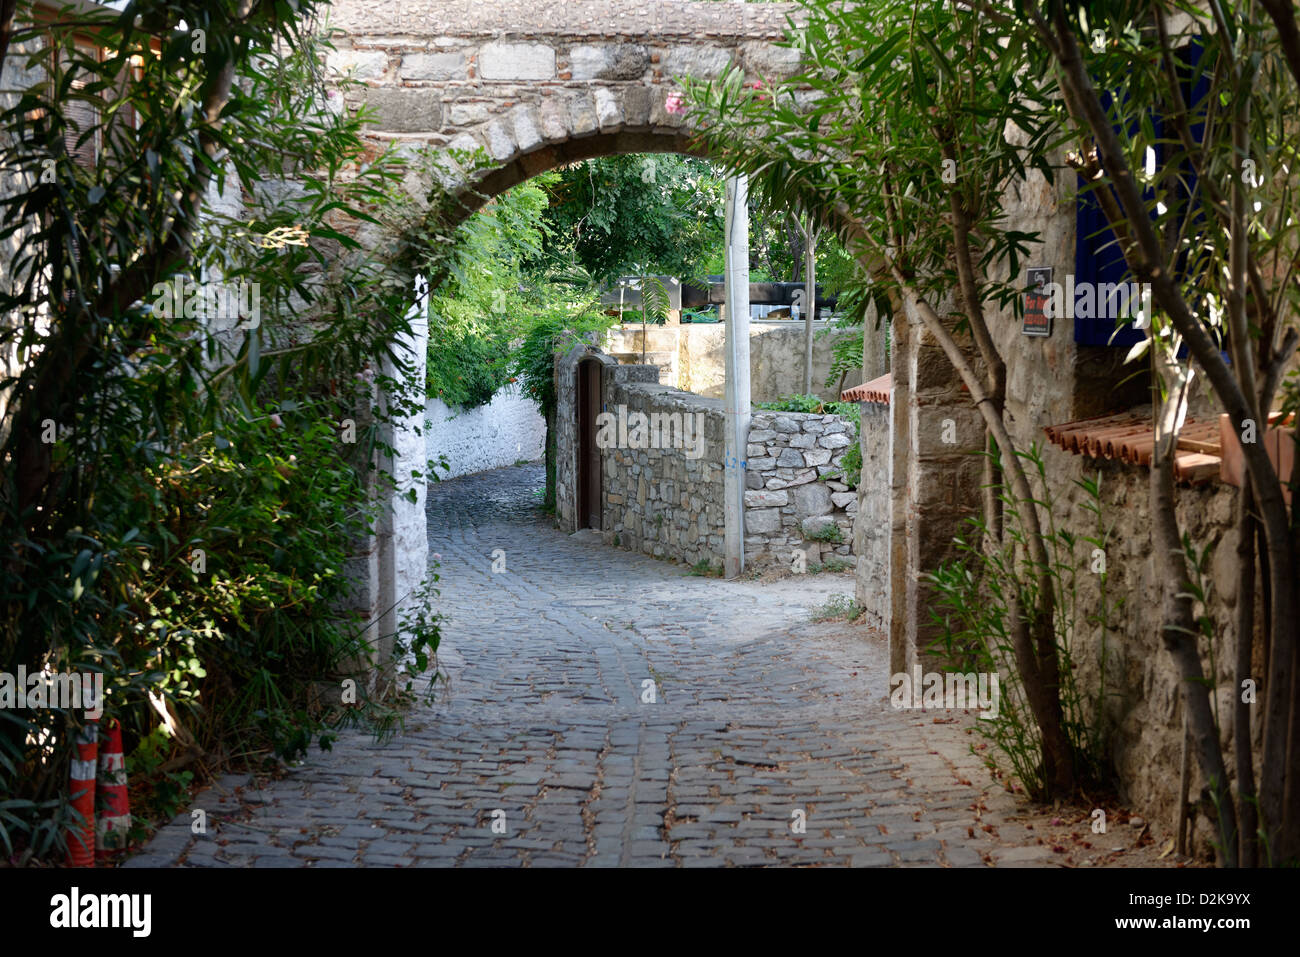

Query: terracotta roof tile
[1043,409,1223,484]
[841,372,891,404]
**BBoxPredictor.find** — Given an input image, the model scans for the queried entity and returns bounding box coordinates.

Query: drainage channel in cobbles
[127,463,1182,868]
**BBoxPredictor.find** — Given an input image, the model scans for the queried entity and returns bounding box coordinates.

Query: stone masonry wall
[598,389,858,570]
[854,398,891,631]
[325,1,808,227]
[600,380,728,566]
[743,410,856,570]
[604,320,863,404]
[556,346,856,570]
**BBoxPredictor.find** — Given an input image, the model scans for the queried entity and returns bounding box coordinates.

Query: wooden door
[577,360,602,529]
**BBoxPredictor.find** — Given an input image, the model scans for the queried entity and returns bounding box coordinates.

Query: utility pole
[723,175,751,579]
[802,217,817,396]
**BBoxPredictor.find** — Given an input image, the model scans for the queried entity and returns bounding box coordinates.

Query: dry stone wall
[743,411,856,570]
[598,389,858,570]
[555,345,856,570]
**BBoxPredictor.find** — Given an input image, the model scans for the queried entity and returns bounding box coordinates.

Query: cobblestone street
[129,464,1164,868]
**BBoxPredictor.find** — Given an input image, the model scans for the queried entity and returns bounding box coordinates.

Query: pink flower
[432,552,442,562]
[665,91,685,115]
[268,413,283,429]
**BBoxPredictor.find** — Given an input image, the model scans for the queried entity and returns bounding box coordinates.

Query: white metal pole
[803,219,816,396]
[723,175,751,579]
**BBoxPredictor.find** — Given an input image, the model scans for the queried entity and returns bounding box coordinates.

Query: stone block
[401,51,465,81]
[539,97,569,142]
[803,449,832,466]
[663,45,733,80]
[793,482,833,519]
[831,491,857,509]
[568,93,599,135]
[741,40,804,79]
[623,86,652,126]
[483,118,516,161]
[801,515,837,538]
[479,42,556,80]
[512,107,543,153]
[745,489,789,507]
[571,43,650,80]
[775,448,804,468]
[772,416,800,433]
[594,87,623,129]
[915,405,984,457]
[746,508,782,534]
[354,87,441,133]
[327,50,389,81]
[819,432,852,449]
[569,44,613,79]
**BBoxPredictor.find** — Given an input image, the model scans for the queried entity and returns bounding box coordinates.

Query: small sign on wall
[1023,267,1053,337]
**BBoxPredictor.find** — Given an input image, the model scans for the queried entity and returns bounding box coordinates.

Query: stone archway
[321,0,820,655]
[326,0,805,208]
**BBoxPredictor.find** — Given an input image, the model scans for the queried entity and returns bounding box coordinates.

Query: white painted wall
[377,279,431,671]
[425,385,546,479]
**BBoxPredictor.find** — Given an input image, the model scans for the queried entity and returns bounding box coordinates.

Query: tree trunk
[1235,485,1259,867]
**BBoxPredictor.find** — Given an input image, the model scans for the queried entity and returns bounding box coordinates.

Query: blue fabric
[1074,40,1211,352]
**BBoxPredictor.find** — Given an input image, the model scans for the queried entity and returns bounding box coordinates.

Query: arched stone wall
[326,0,805,212]
[322,1,812,645]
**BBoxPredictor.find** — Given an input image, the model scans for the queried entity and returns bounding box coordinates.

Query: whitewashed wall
[375,280,431,675]
[425,385,546,479]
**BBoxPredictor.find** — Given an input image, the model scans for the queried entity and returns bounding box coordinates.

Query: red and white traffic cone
[95,719,130,863]
[65,720,98,868]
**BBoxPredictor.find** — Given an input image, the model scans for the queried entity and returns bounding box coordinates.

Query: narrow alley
[124,465,1169,868]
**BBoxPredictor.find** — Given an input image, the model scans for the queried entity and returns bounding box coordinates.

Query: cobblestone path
[130,464,1139,868]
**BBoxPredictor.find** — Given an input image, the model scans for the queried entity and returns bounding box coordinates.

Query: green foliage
[623,273,671,328]
[810,594,861,622]
[539,154,725,283]
[812,555,853,573]
[754,392,825,414]
[688,0,1099,803]
[427,325,509,409]
[924,450,1113,800]
[0,9,440,861]
[685,0,1054,344]
[425,176,556,409]
[506,289,617,509]
[754,393,859,424]
[689,558,724,577]
[806,523,844,544]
